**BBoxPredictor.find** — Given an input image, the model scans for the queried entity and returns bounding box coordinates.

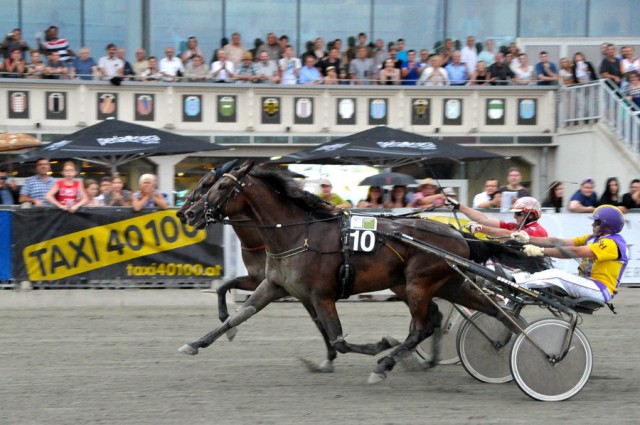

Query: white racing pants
[517,269,610,303]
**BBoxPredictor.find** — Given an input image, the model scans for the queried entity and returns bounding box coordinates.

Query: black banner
[183,95,203,122]
[261,96,281,124]
[135,93,155,121]
[368,98,388,125]
[443,98,463,125]
[11,209,223,282]
[518,98,537,125]
[97,92,118,120]
[337,98,356,125]
[217,95,237,122]
[8,90,29,119]
[294,97,314,124]
[45,91,67,120]
[411,98,431,125]
[486,98,505,125]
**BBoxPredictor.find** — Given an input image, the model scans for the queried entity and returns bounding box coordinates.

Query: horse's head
[184,160,254,228]
[177,159,239,224]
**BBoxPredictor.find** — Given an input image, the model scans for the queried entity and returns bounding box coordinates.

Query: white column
[147,154,186,205]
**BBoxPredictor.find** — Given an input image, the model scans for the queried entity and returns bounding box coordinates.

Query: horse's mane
[250,169,338,218]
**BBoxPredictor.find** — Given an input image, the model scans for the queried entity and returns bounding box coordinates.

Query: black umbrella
[270,126,501,168]
[359,171,415,186]
[3,118,226,173]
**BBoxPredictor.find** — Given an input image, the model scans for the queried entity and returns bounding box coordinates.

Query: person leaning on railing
[184,54,210,82]
[2,48,26,78]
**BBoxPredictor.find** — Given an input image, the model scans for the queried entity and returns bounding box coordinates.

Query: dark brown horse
[177,161,264,327]
[177,160,370,371]
[181,161,546,382]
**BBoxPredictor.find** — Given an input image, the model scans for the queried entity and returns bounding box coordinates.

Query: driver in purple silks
[516,205,628,303]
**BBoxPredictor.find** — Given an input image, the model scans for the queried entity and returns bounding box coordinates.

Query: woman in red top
[45,161,88,213]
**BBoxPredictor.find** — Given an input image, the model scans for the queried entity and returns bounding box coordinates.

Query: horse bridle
[203,172,247,225]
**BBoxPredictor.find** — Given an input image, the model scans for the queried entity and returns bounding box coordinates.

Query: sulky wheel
[457,311,526,384]
[415,299,469,365]
[510,318,592,401]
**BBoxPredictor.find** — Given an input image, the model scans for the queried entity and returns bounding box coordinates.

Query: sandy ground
[1,288,639,425]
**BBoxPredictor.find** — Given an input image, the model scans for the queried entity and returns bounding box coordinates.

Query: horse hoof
[318,359,334,373]
[384,336,401,348]
[368,372,387,384]
[178,344,199,355]
[226,327,239,341]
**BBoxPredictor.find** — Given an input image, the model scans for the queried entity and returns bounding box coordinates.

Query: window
[22,0,81,56]
[446,0,516,48]
[228,0,297,54]
[520,0,586,38]
[84,1,142,60]
[373,0,444,52]
[149,0,222,63]
[300,0,369,54]
[589,0,640,37]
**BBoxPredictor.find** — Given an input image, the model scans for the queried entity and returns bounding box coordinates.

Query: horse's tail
[467,237,552,273]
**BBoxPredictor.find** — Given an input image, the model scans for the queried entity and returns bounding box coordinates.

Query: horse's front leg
[179,279,287,356]
[297,301,338,373]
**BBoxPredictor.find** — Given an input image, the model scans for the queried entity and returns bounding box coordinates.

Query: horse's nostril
[186,211,195,221]
[176,211,184,219]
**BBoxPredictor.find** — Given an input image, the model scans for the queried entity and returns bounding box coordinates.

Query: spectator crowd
[1,26,639,97]
[1,159,168,211]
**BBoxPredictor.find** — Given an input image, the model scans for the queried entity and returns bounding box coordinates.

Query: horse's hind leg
[311,297,400,357]
[216,275,259,323]
[179,279,287,356]
[216,275,260,341]
[369,300,443,383]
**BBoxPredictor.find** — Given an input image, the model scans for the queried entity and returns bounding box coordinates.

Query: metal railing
[558,79,640,156]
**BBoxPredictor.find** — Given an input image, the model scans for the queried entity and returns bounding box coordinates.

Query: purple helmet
[589,205,624,234]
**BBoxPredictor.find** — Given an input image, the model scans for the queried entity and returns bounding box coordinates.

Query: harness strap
[383,241,405,263]
[266,238,309,259]
[338,213,355,299]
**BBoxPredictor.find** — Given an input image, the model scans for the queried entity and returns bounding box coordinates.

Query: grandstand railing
[558,79,640,156]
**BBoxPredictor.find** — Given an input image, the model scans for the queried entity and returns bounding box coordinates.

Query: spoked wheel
[415,299,469,365]
[510,318,592,401]
[457,311,526,383]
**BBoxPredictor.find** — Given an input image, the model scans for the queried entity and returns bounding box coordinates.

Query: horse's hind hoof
[179,344,199,356]
[318,359,334,373]
[368,371,387,384]
[225,327,239,341]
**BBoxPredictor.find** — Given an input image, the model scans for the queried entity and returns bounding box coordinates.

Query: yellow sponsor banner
[22,211,205,280]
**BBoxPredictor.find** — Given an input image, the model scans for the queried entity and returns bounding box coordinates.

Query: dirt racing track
[1,288,639,425]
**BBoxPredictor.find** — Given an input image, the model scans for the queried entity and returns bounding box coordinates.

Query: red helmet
[510,196,542,220]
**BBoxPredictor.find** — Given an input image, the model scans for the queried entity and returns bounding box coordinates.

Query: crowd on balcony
[1,26,639,96]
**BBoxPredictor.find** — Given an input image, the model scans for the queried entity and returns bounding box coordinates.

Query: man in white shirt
[279,45,301,85]
[210,49,235,82]
[98,43,124,80]
[460,35,478,75]
[472,178,500,209]
[158,47,184,82]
